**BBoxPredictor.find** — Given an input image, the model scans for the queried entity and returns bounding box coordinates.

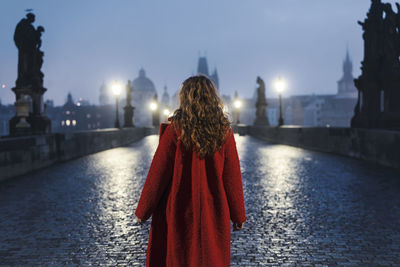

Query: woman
[135,75,246,267]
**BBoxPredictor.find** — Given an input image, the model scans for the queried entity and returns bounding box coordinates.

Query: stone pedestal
[124,105,135,127]
[10,86,51,136]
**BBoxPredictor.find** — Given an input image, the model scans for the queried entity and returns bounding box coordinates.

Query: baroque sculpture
[10,12,51,136]
[351,0,400,129]
[254,76,270,126]
[124,80,135,127]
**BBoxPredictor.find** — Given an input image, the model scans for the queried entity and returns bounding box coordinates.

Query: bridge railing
[237,125,400,170]
[0,127,153,182]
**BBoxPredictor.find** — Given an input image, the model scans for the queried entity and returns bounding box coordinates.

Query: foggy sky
[0,0,397,106]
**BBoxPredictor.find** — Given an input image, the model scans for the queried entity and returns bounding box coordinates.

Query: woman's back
[135,76,246,267]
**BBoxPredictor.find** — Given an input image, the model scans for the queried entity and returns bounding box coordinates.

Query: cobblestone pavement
[0,135,399,266]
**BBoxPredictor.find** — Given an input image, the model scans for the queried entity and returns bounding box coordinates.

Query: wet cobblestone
[0,135,399,266]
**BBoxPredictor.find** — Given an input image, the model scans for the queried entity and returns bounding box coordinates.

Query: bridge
[1,133,399,266]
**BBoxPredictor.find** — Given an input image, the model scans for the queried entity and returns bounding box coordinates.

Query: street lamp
[112,81,122,128]
[233,91,242,124]
[274,77,286,127]
[150,93,160,127]
[149,102,158,112]
[162,108,171,122]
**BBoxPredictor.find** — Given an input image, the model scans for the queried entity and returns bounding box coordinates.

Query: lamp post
[150,93,159,127]
[233,91,242,124]
[163,108,171,122]
[112,81,122,128]
[274,77,286,127]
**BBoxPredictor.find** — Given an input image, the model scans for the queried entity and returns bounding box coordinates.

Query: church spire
[197,56,209,76]
[211,68,219,90]
[161,84,170,107]
[337,47,357,97]
[343,47,353,78]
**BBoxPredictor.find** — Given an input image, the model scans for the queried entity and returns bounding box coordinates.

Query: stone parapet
[247,125,400,170]
[0,127,152,182]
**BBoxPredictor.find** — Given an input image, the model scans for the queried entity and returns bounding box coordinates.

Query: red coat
[135,123,246,267]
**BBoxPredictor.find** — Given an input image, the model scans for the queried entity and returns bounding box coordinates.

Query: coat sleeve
[222,130,247,224]
[135,124,176,221]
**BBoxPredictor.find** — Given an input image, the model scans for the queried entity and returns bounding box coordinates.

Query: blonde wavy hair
[171,75,230,158]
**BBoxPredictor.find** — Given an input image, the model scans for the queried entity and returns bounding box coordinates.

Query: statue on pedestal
[352,0,400,130]
[253,76,270,126]
[124,80,135,127]
[10,12,51,136]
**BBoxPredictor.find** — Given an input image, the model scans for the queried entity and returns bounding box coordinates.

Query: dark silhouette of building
[44,93,114,133]
[337,49,357,98]
[197,56,219,89]
[131,68,158,127]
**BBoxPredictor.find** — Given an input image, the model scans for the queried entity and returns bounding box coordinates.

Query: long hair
[170,75,230,158]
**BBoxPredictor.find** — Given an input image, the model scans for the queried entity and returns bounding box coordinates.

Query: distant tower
[99,82,110,105]
[210,68,219,89]
[131,68,157,127]
[337,49,357,98]
[196,55,219,90]
[197,56,209,76]
[161,85,170,107]
[65,92,74,107]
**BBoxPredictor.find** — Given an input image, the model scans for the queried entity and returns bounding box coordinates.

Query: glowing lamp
[274,77,286,93]
[233,100,242,109]
[150,102,158,111]
[111,81,122,96]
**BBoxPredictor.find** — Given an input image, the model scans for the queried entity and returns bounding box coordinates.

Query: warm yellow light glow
[150,102,158,111]
[77,102,81,107]
[111,81,122,96]
[72,120,77,126]
[66,119,71,126]
[233,100,242,109]
[163,108,170,116]
[274,77,286,93]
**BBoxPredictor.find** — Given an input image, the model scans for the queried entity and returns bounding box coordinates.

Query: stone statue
[256,77,266,103]
[253,76,269,126]
[14,13,45,89]
[352,0,400,129]
[357,0,384,75]
[382,4,400,72]
[34,26,45,87]
[10,13,51,136]
[124,80,135,127]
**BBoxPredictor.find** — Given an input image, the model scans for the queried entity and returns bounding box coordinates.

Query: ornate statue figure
[10,12,51,136]
[14,13,45,89]
[352,0,400,129]
[253,76,269,126]
[34,26,45,87]
[124,80,135,127]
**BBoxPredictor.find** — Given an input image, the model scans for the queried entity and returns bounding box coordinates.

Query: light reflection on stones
[0,134,399,265]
